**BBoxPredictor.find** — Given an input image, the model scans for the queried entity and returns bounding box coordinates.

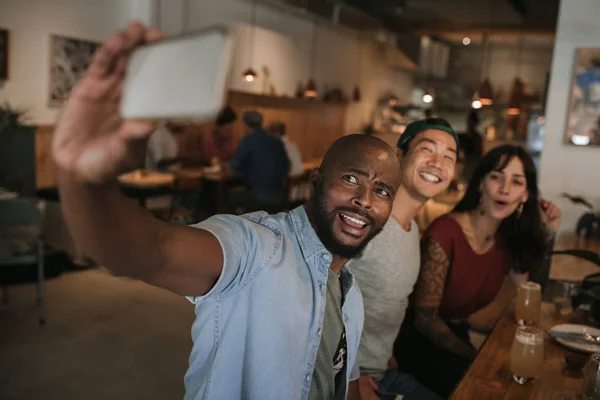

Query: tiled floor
[0,268,195,400]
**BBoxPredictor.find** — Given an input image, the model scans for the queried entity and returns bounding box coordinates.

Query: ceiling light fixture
[242,0,258,83]
[477,3,495,105]
[353,33,362,102]
[507,34,525,115]
[305,20,318,98]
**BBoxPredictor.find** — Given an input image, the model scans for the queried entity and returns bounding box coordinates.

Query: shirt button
[319,283,325,293]
[317,328,322,335]
[305,374,311,382]
[322,253,331,261]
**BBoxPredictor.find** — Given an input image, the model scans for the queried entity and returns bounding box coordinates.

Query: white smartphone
[120,26,233,122]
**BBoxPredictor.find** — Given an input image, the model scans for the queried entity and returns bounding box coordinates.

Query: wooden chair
[285,171,312,211]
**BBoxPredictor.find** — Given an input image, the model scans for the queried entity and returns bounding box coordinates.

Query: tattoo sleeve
[414,237,476,360]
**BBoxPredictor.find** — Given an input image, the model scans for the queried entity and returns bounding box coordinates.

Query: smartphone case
[120,26,233,122]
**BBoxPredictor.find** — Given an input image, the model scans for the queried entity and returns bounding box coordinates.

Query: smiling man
[50,23,402,399]
[349,118,459,400]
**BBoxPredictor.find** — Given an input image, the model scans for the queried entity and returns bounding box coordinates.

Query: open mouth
[338,212,369,237]
[418,171,442,184]
[494,200,508,208]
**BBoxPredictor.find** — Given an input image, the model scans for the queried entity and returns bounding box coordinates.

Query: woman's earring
[516,203,524,219]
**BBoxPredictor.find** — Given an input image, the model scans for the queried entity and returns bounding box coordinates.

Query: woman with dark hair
[394,145,561,398]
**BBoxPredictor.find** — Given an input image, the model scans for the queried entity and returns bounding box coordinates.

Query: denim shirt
[184,206,363,400]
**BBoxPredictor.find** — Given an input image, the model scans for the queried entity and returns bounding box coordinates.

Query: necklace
[467,211,495,251]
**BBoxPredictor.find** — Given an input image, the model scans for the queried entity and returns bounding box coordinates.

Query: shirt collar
[289,205,328,260]
[289,206,356,291]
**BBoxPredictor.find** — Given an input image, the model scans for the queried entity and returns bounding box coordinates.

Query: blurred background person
[268,121,304,177]
[229,111,289,212]
[145,121,184,171]
[200,106,237,166]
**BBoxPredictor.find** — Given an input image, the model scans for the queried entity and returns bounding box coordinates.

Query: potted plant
[0,102,35,195]
[562,193,600,238]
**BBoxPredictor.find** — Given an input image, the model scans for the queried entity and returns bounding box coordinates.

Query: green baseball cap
[397,118,460,154]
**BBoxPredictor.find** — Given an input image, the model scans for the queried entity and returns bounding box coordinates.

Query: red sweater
[423,215,510,319]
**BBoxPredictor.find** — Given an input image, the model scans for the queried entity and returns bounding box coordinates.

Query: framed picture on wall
[0,28,8,81]
[565,48,600,147]
[49,34,101,106]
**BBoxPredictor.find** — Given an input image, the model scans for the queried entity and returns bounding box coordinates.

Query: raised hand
[52,22,163,184]
[539,198,562,234]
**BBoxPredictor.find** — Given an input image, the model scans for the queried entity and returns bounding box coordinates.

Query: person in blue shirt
[50,22,403,400]
[230,110,290,210]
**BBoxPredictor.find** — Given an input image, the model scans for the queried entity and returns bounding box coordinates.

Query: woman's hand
[358,376,381,400]
[539,198,562,234]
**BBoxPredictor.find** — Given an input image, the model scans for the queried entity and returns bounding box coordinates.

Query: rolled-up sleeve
[186,214,274,303]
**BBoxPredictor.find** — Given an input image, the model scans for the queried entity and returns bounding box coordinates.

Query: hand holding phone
[53,22,233,185]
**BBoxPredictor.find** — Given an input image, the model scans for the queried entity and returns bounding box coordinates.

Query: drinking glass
[515,281,542,326]
[553,280,579,316]
[510,326,544,384]
[583,353,600,400]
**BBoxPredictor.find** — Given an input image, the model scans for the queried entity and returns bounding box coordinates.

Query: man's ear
[395,147,405,163]
[310,168,322,189]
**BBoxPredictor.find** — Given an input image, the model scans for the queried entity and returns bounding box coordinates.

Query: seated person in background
[145,121,183,171]
[350,118,459,400]
[200,106,237,166]
[268,121,304,177]
[395,145,561,398]
[230,111,289,211]
[459,109,484,181]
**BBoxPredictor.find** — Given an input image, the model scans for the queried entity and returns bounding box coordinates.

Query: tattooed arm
[414,237,477,360]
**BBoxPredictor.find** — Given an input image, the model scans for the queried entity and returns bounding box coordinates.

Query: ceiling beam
[410,25,555,36]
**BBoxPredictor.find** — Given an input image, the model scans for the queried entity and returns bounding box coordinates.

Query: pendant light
[305,20,318,98]
[242,0,258,83]
[477,2,495,105]
[507,79,523,115]
[352,34,362,102]
[477,34,494,105]
[422,37,435,104]
[507,35,524,115]
[477,77,494,106]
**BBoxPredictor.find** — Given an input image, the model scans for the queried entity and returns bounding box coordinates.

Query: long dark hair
[453,145,546,274]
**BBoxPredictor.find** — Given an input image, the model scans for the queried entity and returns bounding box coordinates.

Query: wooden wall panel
[176,121,212,160]
[35,125,55,189]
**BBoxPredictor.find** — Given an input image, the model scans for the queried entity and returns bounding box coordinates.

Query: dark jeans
[377,370,443,400]
[394,320,473,399]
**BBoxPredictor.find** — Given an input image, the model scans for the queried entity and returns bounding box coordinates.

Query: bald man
[51,23,402,400]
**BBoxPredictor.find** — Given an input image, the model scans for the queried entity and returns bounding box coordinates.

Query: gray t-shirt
[308,269,348,400]
[349,218,420,380]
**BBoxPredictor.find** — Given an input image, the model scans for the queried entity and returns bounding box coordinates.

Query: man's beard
[308,182,384,259]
